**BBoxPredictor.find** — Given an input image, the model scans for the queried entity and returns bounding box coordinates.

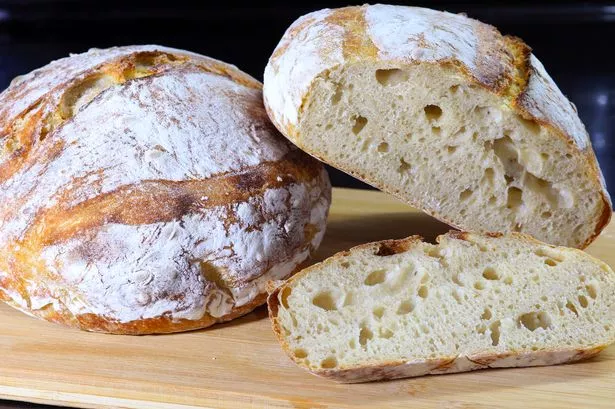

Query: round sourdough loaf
[0,45,331,334]
[263,5,611,249]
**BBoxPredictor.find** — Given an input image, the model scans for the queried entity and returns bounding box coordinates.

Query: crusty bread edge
[267,232,612,383]
[267,56,612,249]
[263,6,612,249]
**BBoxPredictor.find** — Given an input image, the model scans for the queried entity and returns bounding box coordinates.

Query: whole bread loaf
[0,45,331,334]
[263,4,611,248]
[268,232,615,383]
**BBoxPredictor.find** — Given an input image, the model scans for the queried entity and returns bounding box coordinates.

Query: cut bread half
[263,5,612,248]
[268,232,615,383]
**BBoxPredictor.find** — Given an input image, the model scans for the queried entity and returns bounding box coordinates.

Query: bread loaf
[263,4,611,248]
[268,232,615,383]
[0,45,331,334]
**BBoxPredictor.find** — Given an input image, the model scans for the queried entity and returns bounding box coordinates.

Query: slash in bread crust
[0,45,331,334]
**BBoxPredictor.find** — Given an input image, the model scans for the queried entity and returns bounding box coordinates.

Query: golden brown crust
[22,148,321,249]
[2,287,269,335]
[0,46,332,334]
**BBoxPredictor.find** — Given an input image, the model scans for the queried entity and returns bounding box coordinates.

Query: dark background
[1,0,614,194]
[0,1,614,407]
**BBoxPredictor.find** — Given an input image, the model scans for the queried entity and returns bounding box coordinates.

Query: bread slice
[263,5,612,248]
[268,232,615,383]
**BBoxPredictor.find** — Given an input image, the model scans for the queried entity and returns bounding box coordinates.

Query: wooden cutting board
[1,187,614,409]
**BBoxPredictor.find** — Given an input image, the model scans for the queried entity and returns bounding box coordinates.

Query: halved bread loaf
[263,4,612,248]
[268,232,615,383]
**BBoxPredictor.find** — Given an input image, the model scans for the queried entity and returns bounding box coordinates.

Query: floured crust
[268,232,612,383]
[263,5,611,248]
[0,45,332,334]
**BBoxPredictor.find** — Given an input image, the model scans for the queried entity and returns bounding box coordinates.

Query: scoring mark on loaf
[0,46,333,331]
[19,149,318,248]
[0,69,291,249]
[0,46,262,185]
[25,172,329,324]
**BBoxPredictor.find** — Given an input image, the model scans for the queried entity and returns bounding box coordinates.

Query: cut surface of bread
[263,5,612,248]
[268,232,615,383]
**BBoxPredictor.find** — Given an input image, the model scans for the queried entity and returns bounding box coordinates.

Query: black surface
[1,1,614,194]
[0,2,614,408]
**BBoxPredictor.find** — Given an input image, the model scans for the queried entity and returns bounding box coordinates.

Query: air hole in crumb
[519,311,551,331]
[312,292,337,311]
[544,258,558,267]
[294,348,308,358]
[424,105,443,121]
[541,295,548,302]
[375,68,409,86]
[459,188,473,201]
[280,287,292,309]
[476,324,487,335]
[397,299,415,315]
[351,115,368,135]
[447,145,457,154]
[482,267,499,280]
[578,295,589,308]
[566,301,579,316]
[379,328,394,339]
[325,124,333,130]
[541,211,552,219]
[474,281,485,290]
[365,269,387,286]
[431,126,441,135]
[349,339,356,349]
[321,357,338,369]
[587,284,597,299]
[418,285,429,298]
[359,326,373,347]
[452,273,463,287]
[449,84,460,94]
[331,83,343,104]
[340,261,350,268]
[373,306,385,319]
[565,153,573,159]
[397,157,412,174]
[517,115,541,135]
[484,167,495,184]
[343,292,354,307]
[506,187,523,210]
[490,321,501,346]
[481,308,492,320]
[535,248,564,262]
[377,142,389,153]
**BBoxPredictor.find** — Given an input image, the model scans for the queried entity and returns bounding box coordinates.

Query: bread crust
[0,45,332,334]
[263,5,611,248]
[268,232,612,383]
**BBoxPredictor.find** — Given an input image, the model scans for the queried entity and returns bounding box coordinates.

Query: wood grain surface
[0,188,613,409]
